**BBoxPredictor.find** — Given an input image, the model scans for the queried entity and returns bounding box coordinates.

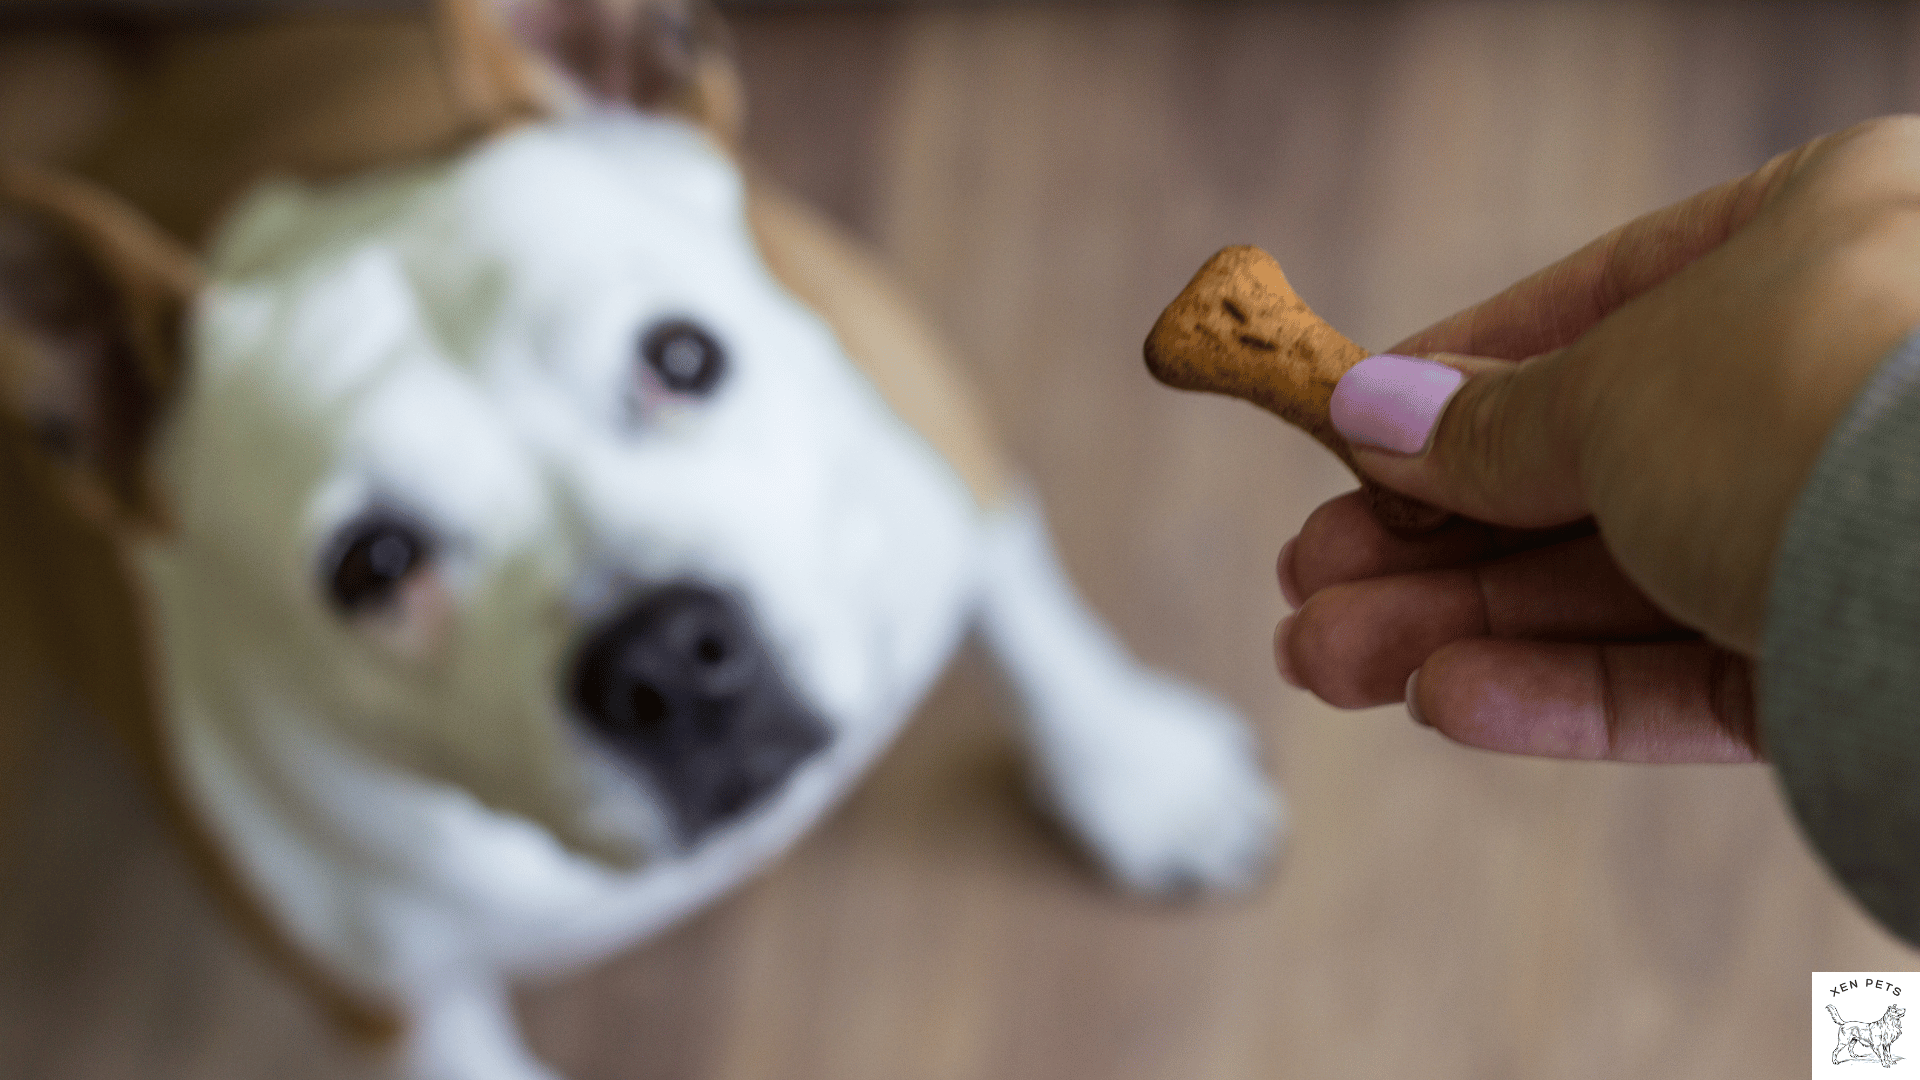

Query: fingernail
[1274,616,1303,689]
[1404,668,1428,726]
[1330,354,1465,455]
[1277,537,1304,609]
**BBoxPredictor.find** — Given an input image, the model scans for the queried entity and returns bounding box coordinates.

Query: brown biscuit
[1144,246,1448,534]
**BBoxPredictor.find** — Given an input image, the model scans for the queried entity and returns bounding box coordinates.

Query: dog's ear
[489,0,743,147]
[0,163,198,531]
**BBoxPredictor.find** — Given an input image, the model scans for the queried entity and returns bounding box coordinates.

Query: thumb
[1331,351,1593,529]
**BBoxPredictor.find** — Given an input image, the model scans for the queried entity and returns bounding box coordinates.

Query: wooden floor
[7,3,1920,1078]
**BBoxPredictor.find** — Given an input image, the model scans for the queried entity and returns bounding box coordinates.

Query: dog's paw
[394,984,568,1080]
[1030,672,1285,895]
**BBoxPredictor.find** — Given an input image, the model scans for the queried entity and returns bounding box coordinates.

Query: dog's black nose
[569,584,831,846]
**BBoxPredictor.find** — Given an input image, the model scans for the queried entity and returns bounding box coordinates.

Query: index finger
[1389,135,1830,361]
[1281,489,1597,605]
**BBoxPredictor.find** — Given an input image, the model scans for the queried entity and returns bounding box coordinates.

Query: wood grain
[8,4,1920,1079]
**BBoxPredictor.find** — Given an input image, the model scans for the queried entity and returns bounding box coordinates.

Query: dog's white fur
[120,114,1282,1079]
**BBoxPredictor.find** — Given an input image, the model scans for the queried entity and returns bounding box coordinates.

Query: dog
[1831,1004,1906,1067]
[0,2,1283,1077]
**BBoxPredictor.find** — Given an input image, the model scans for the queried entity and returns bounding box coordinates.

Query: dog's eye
[639,319,726,395]
[327,516,431,613]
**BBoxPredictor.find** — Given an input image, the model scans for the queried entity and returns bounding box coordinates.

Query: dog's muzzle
[568,584,832,847]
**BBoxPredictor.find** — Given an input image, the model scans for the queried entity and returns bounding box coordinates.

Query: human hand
[1274,117,1920,762]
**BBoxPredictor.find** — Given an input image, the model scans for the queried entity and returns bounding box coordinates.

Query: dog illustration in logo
[1830,1003,1906,1067]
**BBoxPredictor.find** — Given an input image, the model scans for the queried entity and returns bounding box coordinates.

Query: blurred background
[5,2,1920,1078]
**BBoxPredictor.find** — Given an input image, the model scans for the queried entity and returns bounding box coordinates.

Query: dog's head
[0,8,977,871]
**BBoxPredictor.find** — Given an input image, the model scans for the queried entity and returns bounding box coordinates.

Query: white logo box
[1815,972,1917,1074]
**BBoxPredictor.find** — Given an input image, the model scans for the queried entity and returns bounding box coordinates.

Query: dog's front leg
[392,980,561,1080]
[975,494,1285,893]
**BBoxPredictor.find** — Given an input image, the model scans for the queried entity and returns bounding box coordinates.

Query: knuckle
[1838,114,1920,158]
[1790,116,1920,221]
[1777,208,1920,347]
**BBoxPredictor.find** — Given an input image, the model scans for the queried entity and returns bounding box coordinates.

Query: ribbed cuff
[1762,331,1920,944]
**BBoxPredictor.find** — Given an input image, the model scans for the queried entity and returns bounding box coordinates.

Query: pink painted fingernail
[1330,354,1465,455]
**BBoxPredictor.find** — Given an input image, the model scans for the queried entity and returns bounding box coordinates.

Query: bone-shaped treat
[1144,246,1449,534]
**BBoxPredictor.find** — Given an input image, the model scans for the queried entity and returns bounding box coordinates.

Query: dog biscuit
[1144,246,1448,534]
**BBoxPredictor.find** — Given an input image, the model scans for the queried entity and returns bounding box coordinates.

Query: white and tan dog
[0,3,1282,1077]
